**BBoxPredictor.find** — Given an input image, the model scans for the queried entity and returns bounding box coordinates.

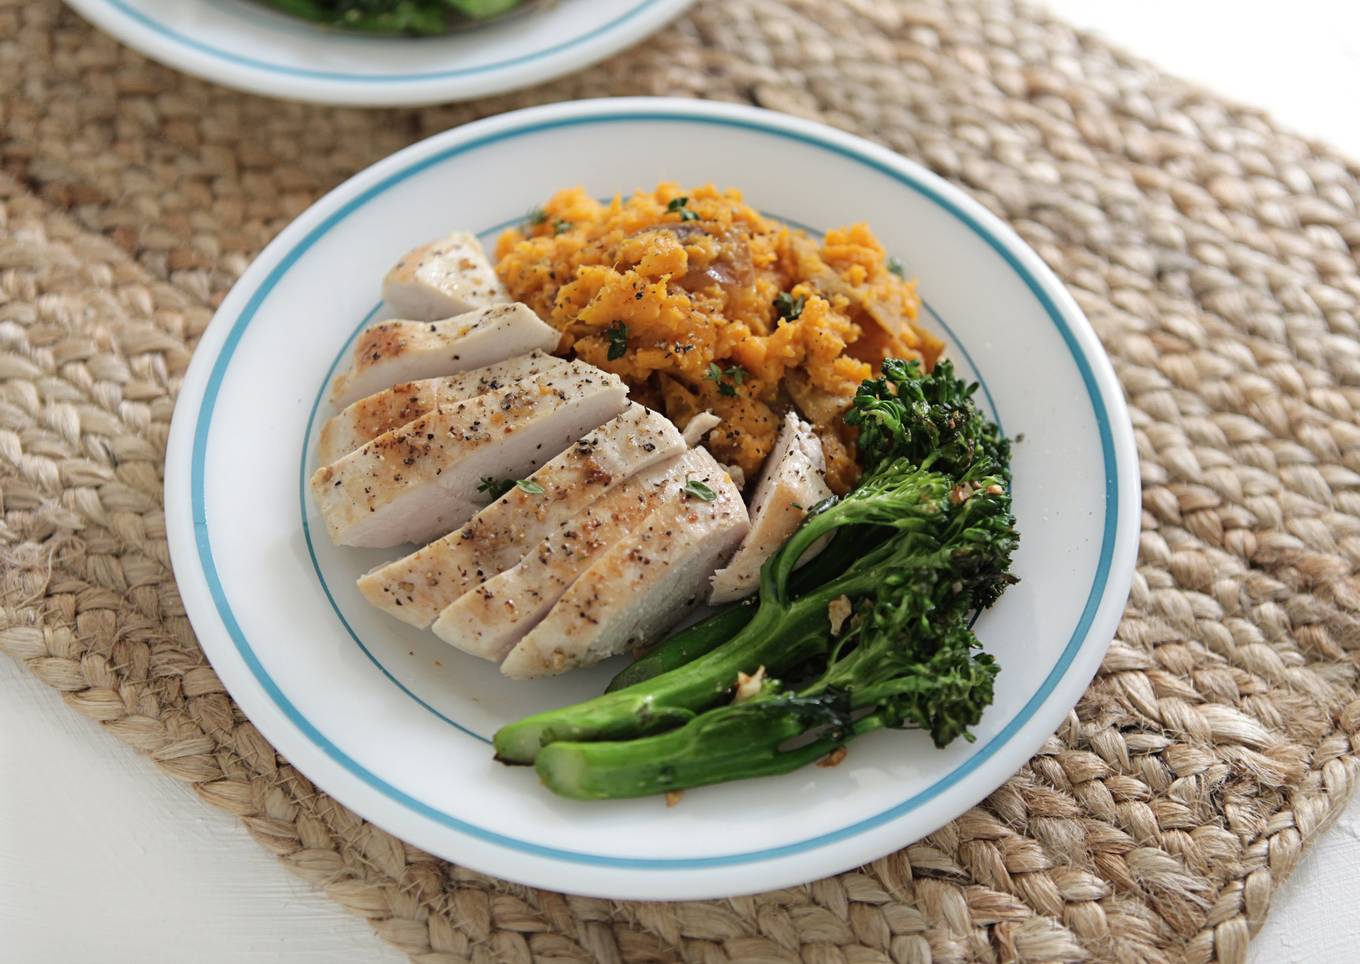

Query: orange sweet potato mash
[495,184,942,492]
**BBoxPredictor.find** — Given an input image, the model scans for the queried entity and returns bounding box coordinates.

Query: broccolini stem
[534,634,997,800]
[605,601,756,693]
[534,700,878,800]
[765,497,842,604]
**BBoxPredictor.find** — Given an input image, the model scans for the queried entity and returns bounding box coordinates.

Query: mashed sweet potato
[495,184,942,492]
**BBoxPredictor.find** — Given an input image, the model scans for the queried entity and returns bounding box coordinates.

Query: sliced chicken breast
[500,447,749,680]
[709,412,833,604]
[329,303,559,409]
[382,232,508,321]
[432,454,695,661]
[317,352,569,466]
[310,363,627,548]
[355,403,685,626]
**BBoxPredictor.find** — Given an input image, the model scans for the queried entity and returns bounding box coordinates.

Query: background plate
[164,98,1141,899]
[64,0,694,105]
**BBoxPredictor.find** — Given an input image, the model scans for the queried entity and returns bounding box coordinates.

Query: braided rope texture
[2,0,1359,960]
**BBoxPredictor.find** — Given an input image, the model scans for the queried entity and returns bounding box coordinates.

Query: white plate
[64,0,694,106]
[164,98,1140,900]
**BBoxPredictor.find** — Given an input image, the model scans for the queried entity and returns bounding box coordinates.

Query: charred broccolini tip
[493,358,1019,799]
[846,357,1010,482]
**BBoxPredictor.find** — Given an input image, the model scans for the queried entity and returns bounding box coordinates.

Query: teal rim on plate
[185,106,1130,872]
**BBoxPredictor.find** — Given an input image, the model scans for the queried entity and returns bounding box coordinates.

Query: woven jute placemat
[2,0,1359,960]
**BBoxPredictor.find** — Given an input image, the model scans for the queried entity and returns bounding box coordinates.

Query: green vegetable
[667,196,700,222]
[476,477,515,500]
[681,479,717,502]
[535,692,854,798]
[605,603,757,693]
[260,0,523,34]
[705,361,743,397]
[537,617,998,799]
[774,291,806,321]
[446,0,520,17]
[887,256,906,278]
[847,358,1009,480]
[493,359,1017,782]
[478,477,541,499]
[606,322,629,361]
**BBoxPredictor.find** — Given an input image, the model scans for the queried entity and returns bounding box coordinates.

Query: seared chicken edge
[710,412,833,604]
[329,302,559,409]
[311,363,627,548]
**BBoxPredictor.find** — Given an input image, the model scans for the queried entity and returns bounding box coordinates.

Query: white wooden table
[3,3,1358,960]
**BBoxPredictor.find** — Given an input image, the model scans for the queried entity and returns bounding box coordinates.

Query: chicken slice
[500,447,749,680]
[310,363,627,548]
[709,412,833,604]
[381,232,508,321]
[432,453,695,661]
[317,351,568,466]
[355,403,685,626]
[329,302,559,409]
